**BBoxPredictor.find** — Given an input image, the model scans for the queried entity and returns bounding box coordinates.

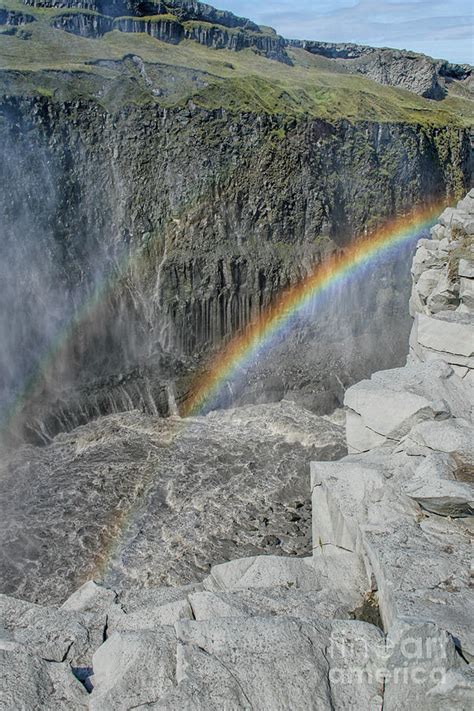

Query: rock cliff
[409,191,474,383]
[0,94,471,442]
[16,0,288,59]
[289,41,472,100]
[3,0,471,95]
[1,1,472,442]
[1,196,472,709]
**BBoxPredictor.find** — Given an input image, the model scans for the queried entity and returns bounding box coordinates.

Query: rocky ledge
[1,196,473,708]
[288,40,472,99]
[409,190,474,383]
[17,0,289,61]
[0,8,36,25]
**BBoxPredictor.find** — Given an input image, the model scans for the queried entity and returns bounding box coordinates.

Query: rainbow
[85,194,448,582]
[183,198,447,417]
[0,194,448,584]
[1,196,447,445]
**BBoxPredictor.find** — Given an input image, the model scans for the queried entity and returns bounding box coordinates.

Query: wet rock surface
[0,92,470,444]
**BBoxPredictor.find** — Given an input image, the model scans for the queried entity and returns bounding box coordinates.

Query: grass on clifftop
[0,3,472,126]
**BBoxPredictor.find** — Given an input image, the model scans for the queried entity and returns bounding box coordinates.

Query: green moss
[0,15,471,127]
[35,84,53,96]
[183,20,244,35]
[433,127,468,199]
[257,25,277,36]
[114,13,179,23]
[271,126,286,140]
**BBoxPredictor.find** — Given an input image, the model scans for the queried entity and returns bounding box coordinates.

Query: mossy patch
[115,13,179,23]
[0,11,472,126]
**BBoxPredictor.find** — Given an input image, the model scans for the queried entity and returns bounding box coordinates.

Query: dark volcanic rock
[51,11,113,37]
[51,12,114,37]
[113,14,184,43]
[288,40,472,99]
[23,0,163,15]
[183,21,288,62]
[165,0,260,31]
[0,96,470,442]
[0,8,36,25]
[0,401,346,604]
[22,0,259,29]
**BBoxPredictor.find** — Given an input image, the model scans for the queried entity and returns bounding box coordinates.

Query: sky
[216,0,473,64]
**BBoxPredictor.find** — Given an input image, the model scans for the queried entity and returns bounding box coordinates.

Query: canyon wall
[0,95,471,441]
[289,40,472,100]
[1,195,472,709]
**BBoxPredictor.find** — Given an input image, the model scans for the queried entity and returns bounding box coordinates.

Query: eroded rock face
[327,195,474,669]
[21,0,289,58]
[409,189,474,384]
[289,40,472,99]
[0,8,36,25]
[51,12,114,37]
[0,401,345,604]
[0,95,470,444]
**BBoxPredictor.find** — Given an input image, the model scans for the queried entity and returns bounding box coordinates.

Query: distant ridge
[9,0,471,98]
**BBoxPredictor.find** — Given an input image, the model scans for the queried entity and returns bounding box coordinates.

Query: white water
[165,381,179,416]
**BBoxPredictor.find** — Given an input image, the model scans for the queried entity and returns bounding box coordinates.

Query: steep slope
[1,0,472,102]
[289,40,472,101]
[0,0,472,121]
[0,0,472,442]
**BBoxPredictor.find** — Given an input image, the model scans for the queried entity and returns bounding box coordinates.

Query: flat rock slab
[0,402,345,604]
[414,311,474,359]
[203,555,321,592]
[401,417,474,465]
[0,646,88,710]
[402,452,473,517]
[311,447,474,660]
[344,360,472,453]
[163,616,383,711]
[188,588,350,622]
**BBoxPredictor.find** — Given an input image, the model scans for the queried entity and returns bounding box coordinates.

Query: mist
[0,102,173,444]
[0,93,460,445]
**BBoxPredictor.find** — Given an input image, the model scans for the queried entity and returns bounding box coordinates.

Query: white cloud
[217,0,474,63]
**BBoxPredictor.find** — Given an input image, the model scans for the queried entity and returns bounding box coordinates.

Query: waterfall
[152,239,172,352]
[165,381,179,417]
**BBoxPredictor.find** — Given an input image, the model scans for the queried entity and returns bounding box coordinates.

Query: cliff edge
[1,194,473,708]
